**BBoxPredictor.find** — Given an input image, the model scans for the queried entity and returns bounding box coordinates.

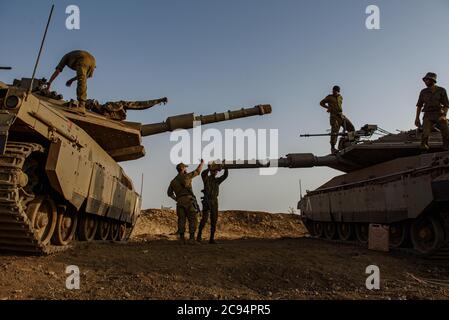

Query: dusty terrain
[0,209,449,300]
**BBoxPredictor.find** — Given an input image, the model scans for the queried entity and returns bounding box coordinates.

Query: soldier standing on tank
[167,160,204,244]
[415,72,449,151]
[320,86,355,154]
[47,50,96,114]
[197,162,229,244]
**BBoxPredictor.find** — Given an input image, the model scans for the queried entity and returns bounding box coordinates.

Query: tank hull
[298,151,449,257]
[0,89,140,254]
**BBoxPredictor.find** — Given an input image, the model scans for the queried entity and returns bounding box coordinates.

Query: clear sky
[1,0,449,212]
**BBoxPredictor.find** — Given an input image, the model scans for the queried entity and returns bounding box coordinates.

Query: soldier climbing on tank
[197,162,229,244]
[415,72,449,151]
[320,85,355,154]
[47,50,96,114]
[167,160,204,245]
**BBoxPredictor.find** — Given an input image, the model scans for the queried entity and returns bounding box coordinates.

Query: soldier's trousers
[198,200,219,240]
[176,203,197,237]
[75,62,94,107]
[421,115,449,150]
[330,113,355,146]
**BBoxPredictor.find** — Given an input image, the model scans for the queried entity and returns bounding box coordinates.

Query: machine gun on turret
[86,97,168,120]
[0,67,12,70]
[300,124,389,150]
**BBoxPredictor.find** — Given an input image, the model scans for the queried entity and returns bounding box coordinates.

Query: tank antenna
[27,4,54,99]
[140,173,144,198]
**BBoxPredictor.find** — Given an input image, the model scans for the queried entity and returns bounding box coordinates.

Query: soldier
[167,160,204,244]
[47,50,96,114]
[415,72,449,151]
[197,162,229,244]
[320,85,355,154]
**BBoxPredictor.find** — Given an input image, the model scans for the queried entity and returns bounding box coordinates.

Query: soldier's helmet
[423,72,437,83]
[176,163,188,172]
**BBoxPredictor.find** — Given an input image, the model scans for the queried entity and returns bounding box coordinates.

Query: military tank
[0,76,272,254]
[224,124,449,257]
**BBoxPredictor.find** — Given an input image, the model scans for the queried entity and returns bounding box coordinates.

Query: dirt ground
[1,209,449,300]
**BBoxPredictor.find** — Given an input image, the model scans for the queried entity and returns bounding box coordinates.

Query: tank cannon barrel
[140,104,272,137]
[223,154,339,169]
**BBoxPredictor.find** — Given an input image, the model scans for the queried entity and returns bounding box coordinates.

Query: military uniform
[417,86,449,149]
[320,94,355,149]
[167,169,200,242]
[416,73,449,150]
[197,168,228,243]
[56,50,96,108]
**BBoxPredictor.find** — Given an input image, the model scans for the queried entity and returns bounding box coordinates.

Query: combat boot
[209,233,218,244]
[74,101,86,114]
[196,230,203,243]
[188,233,198,245]
[179,233,186,245]
[331,146,337,154]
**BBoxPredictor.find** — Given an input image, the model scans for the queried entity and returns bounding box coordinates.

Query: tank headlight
[5,95,20,109]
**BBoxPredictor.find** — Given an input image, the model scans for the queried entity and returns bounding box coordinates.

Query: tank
[0,76,272,254]
[224,124,449,257]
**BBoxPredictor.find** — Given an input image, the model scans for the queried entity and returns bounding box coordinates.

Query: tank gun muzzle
[140,104,272,137]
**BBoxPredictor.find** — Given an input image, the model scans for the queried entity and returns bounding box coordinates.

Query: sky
[1,0,449,212]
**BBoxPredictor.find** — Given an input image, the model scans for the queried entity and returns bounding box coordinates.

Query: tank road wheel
[109,221,120,241]
[52,208,78,246]
[123,225,134,241]
[337,223,353,241]
[96,220,111,241]
[313,222,324,238]
[411,215,445,255]
[389,223,408,248]
[323,222,337,240]
[78,215,98,241]
[26,198,57,245]
[303,220,316,237]
[355,224,369,244]
[118,223,127,242]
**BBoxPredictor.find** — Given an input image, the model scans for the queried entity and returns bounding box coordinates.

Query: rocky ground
[0,209,448,300]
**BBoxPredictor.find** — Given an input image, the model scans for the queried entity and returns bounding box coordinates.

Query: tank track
[302,221,449,262]
[0,142,69,254]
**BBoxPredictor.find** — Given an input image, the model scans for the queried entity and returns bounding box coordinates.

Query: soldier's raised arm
[217,168,229,184]
[187,159,204,178]
[201,168,209,182]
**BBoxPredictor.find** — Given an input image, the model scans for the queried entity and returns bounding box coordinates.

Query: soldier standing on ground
[167,160,204,244]
[415,72,449,151]
[320,85,355,154]
[197,162,229,244]
[47,50,96,114]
